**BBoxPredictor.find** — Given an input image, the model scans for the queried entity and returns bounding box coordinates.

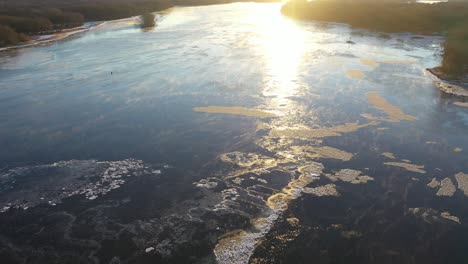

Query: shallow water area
[0,2,467,264]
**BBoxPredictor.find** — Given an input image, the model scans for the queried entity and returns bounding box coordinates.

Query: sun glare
[252,5,306,108]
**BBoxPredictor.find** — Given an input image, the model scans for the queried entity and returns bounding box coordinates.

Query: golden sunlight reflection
[252,5,306,110]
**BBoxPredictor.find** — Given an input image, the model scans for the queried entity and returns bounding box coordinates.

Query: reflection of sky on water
[0,2,465,170]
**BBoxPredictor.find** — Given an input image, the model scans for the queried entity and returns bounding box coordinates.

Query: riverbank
[0,13,161,52]
[0,0,280,51]
[0,22,103,52]
[427,67,468,97]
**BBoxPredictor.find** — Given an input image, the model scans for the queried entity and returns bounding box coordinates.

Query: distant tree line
[281,0,468,77]
[0,0,174,47]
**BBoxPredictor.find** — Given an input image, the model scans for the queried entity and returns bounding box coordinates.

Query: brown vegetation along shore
[281,0,468,80]
[0,0,170,47]
[0,22,104,52]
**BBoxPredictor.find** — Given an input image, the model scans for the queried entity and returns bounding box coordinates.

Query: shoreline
[426,67,468,97]
[0,22,104,52]
[0,2,277,53]
[0,13,158,52]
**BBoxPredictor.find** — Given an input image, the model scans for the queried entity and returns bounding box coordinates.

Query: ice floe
[384,162,426,174]
[427,178,440,188]
[303,184,339,197]
[454,102,468,107]
[0,159,158,213]
[220,152,277,169]
[453,147,463,153]
[381,152,396,159]
[325,169,374,184]
[268,121,379,140]
[436,178,456,197]
[366,93,416,122]
[290,146,353,161]
[455,172,468,196]
[193,106,276,118]
[408,208,461,224]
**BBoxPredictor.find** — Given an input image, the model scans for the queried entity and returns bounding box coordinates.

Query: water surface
[0,3,467,264]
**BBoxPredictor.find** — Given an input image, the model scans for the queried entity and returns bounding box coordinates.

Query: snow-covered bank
[427,67,468,97]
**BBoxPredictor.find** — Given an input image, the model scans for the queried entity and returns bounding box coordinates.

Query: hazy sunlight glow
[253,6,305,106]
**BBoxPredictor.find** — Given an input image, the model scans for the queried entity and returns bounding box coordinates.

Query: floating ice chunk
[440,211,461,224]
[455,172,468,196]
[427,178,440,188]
[194,178,218,189]
[193,106,276,118]
[0,159,147,213]
[384,162,426,174]
[408,207,461,224]
[326,169,373,184]
[145,247,155,253]
[366,93,416,122]
[304,184,339,197]
[232,177,243,185]
[381,152,396,159]
[290,146,353,161]
[454,147,463,153]
[436,178,456,197]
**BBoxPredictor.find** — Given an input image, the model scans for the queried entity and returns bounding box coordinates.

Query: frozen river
[0,3,467,263]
